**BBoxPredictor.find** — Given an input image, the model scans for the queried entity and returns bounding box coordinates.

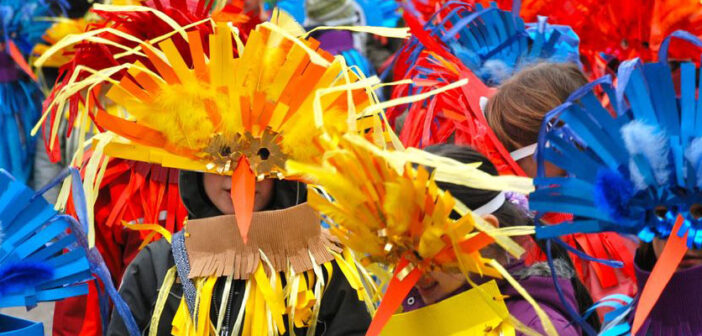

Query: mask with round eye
[649,202,702,247]
[204,129,287,179]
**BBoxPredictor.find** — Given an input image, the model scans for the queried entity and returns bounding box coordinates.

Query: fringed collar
[182,203,341,279]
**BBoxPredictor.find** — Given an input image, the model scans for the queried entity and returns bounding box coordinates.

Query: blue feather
[620,120,670,189]
[0,262,54,296]
[593,169,636,222]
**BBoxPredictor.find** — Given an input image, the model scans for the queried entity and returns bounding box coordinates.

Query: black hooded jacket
[106,171,371,335]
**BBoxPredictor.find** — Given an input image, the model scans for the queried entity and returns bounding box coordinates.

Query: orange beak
[231,156,256,244]
[6,40,37,81]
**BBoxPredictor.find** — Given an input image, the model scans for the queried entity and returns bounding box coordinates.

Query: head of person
[485,62,588,177]
[178,171,307,219]
[416,144,599,329]
[415,144,534,305]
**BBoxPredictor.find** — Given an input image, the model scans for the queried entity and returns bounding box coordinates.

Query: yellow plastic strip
[149,267,177,336]
[313,75,382,128]
[196,276,218,336]
[34,27,149,67]
[124,223,173,243]
[360,79,467,116]
[304,26,410,39]
[254,253,286,333]
[454,200,526,258]
[488,259,557,336]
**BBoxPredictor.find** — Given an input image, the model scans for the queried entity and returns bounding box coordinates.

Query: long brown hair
[485,62,588,152]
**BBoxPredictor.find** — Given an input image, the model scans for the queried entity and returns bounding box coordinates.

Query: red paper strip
[366,257,423,336]
[632,215,689,335]
[231,156,255,244]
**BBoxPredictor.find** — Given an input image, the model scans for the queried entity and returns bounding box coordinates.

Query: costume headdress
[0,168,141,335]
[522,0,702,78]
[0,0,64,181]
[530,32,702,335]
[40,7,410,335]
[287,134,559,336]
[390,1,639,305]
[388,2,579,174]
[33,0,228,163]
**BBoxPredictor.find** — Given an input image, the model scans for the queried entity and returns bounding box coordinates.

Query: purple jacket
[633,256,702,335]
[403,261,580,336]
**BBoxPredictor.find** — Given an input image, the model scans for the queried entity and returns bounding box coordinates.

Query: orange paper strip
[632,215,689,335]
[231,156,256,244]
[7,40,37,81]
[366,258,423,336]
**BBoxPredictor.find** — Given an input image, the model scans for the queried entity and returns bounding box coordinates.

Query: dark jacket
[106,239,371,335]
[107,174,371,335]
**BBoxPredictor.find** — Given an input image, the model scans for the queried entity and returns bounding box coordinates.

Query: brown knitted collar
[184,203,341,279]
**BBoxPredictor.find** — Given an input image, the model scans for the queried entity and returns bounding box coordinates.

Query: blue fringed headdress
[395,1,580,87]
[531,31,702,249]
[0,168,141,335]
[0,168,90,307]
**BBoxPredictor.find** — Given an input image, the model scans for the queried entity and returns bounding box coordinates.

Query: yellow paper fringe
[489,260,558,336]
[150,267,177,336]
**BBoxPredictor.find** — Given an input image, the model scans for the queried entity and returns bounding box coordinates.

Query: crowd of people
[1,0,702,335]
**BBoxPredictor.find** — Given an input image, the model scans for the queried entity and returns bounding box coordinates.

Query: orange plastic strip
[95,109,167,146]
[632,215,689,335]
[6,40,37,81]
[366,258,423,336]
[231,156,256,244]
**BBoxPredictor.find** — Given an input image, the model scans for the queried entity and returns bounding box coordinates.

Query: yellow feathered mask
[44,11,394,243]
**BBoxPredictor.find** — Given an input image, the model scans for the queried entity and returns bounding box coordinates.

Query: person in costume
[528,32,702,335]
[36,3,408,333]
[400,144,599,335]
[485,62,640,303]
[287,131,570,335]
[108,171,372,335]
[33,2,226,333]
[388,1,637,306]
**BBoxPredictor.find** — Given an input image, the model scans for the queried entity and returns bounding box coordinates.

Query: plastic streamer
[63,167,140,336]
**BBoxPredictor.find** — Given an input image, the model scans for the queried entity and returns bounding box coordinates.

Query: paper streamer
[632,215,688,335]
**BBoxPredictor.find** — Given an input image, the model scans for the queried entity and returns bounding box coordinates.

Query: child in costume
[400,144,599,335]
[287,132,568,335]
[485,62,640,302]
[389,1,637,305]
[108,171,371,335]
[529,32,702,335]
[37,4,406,334]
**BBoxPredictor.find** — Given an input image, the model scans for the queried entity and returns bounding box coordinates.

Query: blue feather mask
[531,31,702,249]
